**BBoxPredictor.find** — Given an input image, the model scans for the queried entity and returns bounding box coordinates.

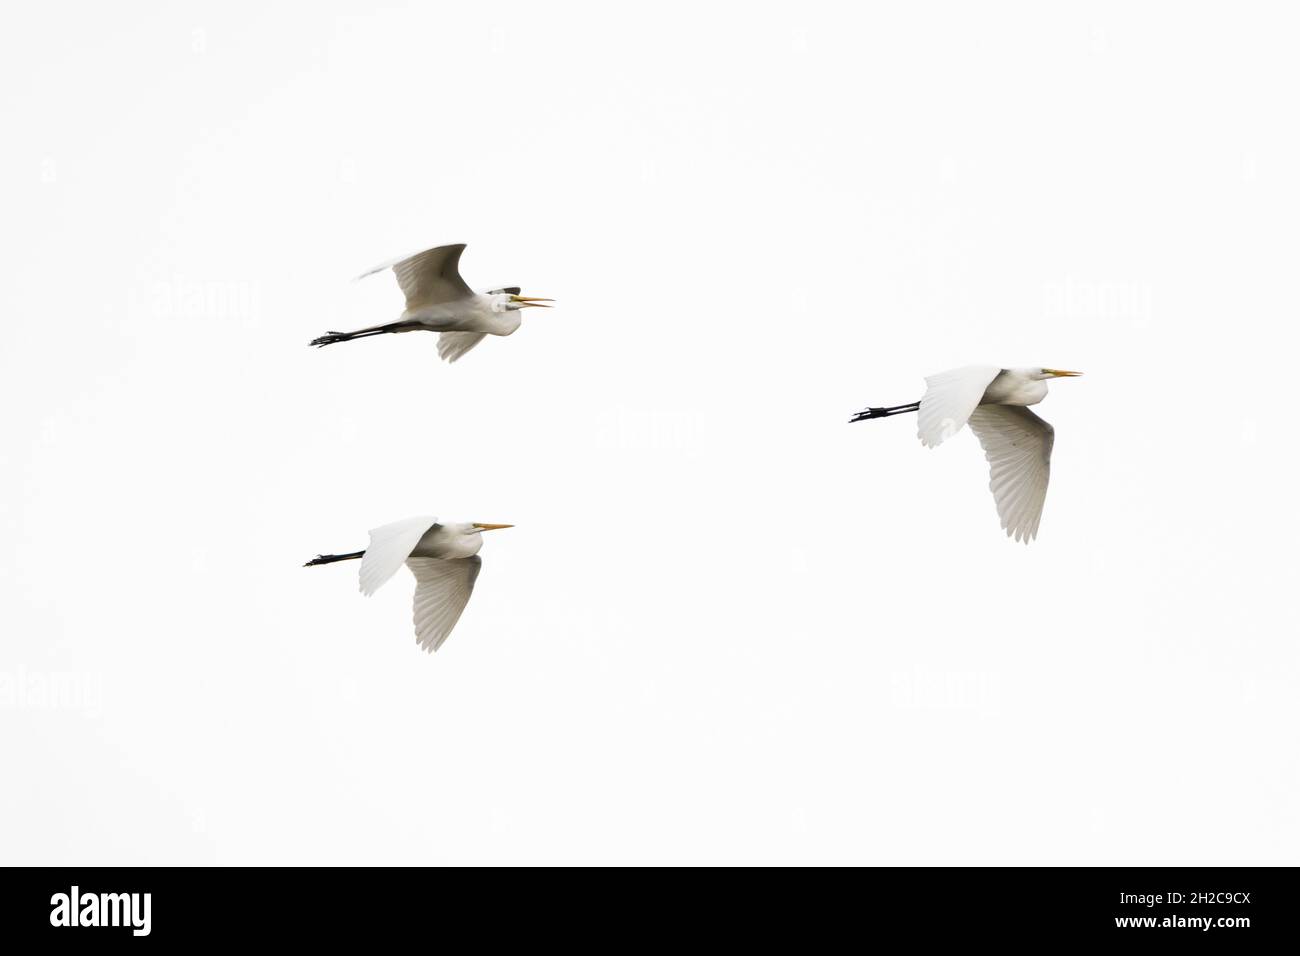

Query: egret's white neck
[482,294,524,335]
[984,371,1049,406]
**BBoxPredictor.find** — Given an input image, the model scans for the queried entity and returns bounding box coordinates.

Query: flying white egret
[310,243,552,361]
[304,516,513,652]
[850,366,1082,542]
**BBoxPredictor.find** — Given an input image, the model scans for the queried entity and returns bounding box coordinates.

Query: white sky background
[2,2,1298,865]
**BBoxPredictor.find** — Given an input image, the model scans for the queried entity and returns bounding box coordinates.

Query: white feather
[967,405,1055,543]
[407,556,482,652]
[358,515,437,596]
[356,243,473,309]
[917,365,1001,448]
[437,331,488,363]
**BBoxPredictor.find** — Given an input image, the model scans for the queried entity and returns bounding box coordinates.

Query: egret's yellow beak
[472,523,514,532]
[1045,369,1083,377]
[510,295,553,309]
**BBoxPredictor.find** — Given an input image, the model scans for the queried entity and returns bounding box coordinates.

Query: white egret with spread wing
[851,366,1082,542]
[305,516,513,652]
[310,243,552,361]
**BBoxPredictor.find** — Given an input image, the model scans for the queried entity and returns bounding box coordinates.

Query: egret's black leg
[310,323,408,347]
[849,402,921,423]
[303,550,365,567]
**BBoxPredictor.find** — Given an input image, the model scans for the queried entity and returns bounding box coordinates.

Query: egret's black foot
[303,551,365,567]
[310,332,352,347]
[849,402,921,423]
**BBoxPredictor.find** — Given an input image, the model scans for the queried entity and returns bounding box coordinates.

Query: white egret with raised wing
[305,516,513,652]
[310,243,552,361]
[851,366,1082,542]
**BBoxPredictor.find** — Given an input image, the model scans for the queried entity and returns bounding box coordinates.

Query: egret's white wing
[407,556,482,652]
[359,515,437,596]
[917,365,1001,447]
[967,405,1054,543]
[437,331,487,363]
[357,243,473,309]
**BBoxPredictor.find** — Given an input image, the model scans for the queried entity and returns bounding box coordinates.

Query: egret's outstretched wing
[917,365,1001,447]
[437,331,487,363]
[407,556,482,652]
[968,405,1054,543]
[357,244,473,309]
[359,515,437,596]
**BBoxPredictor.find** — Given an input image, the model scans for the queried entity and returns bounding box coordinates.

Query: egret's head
[495,292,554,313]
[1035,368,1083,380]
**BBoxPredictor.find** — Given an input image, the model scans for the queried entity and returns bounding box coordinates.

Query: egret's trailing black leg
[303,550,365,567]
[849,401,921,423]
[310,323,408,347]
